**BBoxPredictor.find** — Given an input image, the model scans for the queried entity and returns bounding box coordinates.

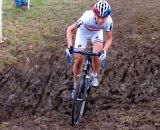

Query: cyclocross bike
[70,49,105,126]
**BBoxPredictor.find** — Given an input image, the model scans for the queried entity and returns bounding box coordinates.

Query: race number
[76,19,83,28]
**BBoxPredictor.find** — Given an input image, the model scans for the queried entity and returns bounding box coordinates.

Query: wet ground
[0,0,160,129]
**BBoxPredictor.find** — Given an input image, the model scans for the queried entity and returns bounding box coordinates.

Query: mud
[0,0,160,130]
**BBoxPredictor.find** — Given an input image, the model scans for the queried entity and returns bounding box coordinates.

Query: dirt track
[0,0,160,130]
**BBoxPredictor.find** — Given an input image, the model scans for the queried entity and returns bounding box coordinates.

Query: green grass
[1,0,95,72]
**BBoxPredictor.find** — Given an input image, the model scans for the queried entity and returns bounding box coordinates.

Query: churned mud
[0,0,160,129]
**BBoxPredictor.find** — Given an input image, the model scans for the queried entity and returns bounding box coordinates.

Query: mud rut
[0,0,160,130]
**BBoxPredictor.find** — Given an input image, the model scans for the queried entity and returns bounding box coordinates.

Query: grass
[1,0,96,72]
[1,0,44,72]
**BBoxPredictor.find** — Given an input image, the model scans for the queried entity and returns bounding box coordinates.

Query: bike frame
[71,50,100,125]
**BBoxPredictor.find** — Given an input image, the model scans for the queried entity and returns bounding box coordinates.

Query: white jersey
[74,10,113,49]
[76,10,113,33]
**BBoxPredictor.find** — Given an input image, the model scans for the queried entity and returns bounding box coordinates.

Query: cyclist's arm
[66,23,78,47]
[103,31,112,53]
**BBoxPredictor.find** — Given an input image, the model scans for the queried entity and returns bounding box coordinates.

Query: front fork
[82,70,91,98]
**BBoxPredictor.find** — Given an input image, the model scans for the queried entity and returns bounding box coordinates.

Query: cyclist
[66,0,113,97]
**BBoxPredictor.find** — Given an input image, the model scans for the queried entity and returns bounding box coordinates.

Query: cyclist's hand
[65,46,73,64]
[66,46,73,56]
[99,50,106,61]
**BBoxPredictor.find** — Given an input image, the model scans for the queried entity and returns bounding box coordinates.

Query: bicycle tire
[71,72,88,126]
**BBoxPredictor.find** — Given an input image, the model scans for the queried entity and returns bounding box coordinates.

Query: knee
[74,56,83,67]
[93,56,99,61]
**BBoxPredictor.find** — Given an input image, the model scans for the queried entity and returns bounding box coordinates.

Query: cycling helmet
[93,0,112,18]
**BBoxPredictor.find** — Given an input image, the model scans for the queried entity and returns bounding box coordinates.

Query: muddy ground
[0,0,160,130]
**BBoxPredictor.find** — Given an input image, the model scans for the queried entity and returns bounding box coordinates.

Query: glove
[66,46,73,56]
[65,46,73,64]
[99,50,106,61]
[100,59,106,69]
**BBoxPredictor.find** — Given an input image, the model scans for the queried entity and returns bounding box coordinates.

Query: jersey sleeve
[75,11,89,28]
[104,16,113,32]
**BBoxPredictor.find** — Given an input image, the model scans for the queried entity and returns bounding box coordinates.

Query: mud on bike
[68,49,105,126]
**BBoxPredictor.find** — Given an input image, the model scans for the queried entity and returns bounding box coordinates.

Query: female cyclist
[66,0,113,97]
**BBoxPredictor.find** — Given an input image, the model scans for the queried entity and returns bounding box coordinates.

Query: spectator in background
[14,0,28,8]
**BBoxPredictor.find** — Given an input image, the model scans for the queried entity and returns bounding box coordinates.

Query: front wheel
[71,72,87,126]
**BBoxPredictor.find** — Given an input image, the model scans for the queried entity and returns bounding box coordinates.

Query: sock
[91,72,97,77]
[73,83,76,89]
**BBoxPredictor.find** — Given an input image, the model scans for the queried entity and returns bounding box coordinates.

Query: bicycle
[69,49,105,126]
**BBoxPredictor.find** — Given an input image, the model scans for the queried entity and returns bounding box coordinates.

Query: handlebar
[71,50,101,57]
[66,49,106,68]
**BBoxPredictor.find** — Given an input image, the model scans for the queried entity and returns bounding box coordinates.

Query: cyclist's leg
[73,52,84,84]
[73,30,88,87]
[91,31,103,86]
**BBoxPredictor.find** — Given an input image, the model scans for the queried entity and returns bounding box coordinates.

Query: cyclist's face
[94,15,108,25]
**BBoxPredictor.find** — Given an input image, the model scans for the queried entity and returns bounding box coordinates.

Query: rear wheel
[71,72,87,126]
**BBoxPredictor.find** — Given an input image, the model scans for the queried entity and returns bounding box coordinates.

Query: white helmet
[93,0,112,17]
